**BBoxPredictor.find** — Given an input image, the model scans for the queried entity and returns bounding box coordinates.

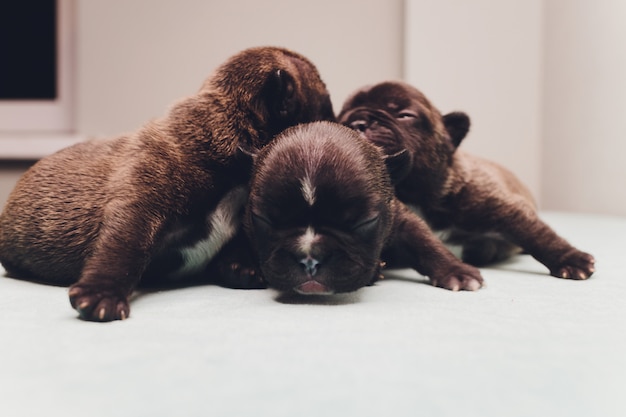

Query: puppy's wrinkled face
[338,81,469,170]
[246,122,394,295]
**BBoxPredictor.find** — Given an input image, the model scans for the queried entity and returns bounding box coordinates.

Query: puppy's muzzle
[295,255,333,295]
[299,255,320,276]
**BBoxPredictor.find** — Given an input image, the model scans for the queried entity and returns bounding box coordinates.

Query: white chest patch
[169,186,247,279]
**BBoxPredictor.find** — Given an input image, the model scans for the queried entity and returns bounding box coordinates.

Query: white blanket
[0,212,624,417]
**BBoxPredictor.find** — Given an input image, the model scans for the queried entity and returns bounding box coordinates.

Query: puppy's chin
[262,268,377,295]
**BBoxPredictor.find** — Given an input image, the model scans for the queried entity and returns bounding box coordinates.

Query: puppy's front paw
[215,262,267,289]
[68,283,130,322]
[551,250,596,280]
[430,265,484,291]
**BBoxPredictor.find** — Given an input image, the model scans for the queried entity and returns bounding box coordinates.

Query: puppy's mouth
[294,280,335,295]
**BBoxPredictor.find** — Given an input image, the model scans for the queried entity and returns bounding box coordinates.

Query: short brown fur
[245,122,484,295]
[339,81,595,282]
[0,47,334,321]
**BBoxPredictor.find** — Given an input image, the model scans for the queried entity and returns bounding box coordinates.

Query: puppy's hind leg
[460,235,522,267]
[476,200,596,280]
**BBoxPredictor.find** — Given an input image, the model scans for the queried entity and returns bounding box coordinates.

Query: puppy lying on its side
[339,81,595,281]
[245,121,484,295]
[0,47,334,321]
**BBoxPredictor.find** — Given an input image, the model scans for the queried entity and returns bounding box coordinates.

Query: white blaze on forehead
[299,226,318,255]
[300,175,316,206]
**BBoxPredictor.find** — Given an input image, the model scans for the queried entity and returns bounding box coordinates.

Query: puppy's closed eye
[251,212,273,230]
[352,216,380,235]
[396,111,419,120]
[397,109,433,132]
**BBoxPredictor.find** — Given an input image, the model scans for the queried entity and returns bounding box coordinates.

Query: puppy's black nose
[299,255,320,276]
[349,120,369,132]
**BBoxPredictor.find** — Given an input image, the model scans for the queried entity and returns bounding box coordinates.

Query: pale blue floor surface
[0,212,624,417]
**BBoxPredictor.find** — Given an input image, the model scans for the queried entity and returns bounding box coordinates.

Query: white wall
[404,0,544,202]
[2,0,626,217]
[1,0,403,207]
[76,0,404,136]
[542,0,626,216]
[404,0,626,217]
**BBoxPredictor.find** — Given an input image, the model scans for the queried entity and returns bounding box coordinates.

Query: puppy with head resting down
[245,121,484,295]
[0,46,334,321]
[338,81,595,282]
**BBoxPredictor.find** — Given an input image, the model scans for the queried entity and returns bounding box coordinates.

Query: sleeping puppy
[245,121,484,295]
[338,81,595,281]
[0,46,334,321]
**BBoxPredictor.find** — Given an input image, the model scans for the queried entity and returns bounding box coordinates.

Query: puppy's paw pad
[431,266,484,292]
[219,262,267,290]
[552,251,595,280]
[69,284,130,322]
[463,277,483,291]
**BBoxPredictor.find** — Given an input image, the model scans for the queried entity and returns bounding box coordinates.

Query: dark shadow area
[274,290,361,306]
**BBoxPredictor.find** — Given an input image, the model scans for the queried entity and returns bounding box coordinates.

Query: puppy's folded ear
[265,69,299,122]
[443,112,470,148]
[384,149,412,184]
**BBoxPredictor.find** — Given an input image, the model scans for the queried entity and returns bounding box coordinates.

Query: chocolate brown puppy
[245,121,484,295]
[339,81,595,280]
[0,47,334,321]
